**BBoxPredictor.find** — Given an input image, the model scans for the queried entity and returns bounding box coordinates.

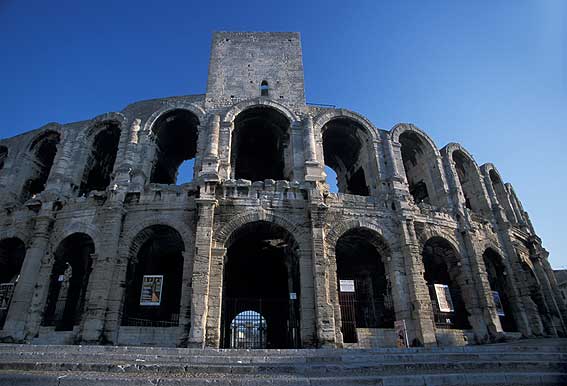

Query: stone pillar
[201,115,221,177]
[3,207,54,341]
[204,247,226,348]
[177,250,195,347]
[532,256,564,335]
[79,201,125,343]
[187,198,216,348]
[310,204,337,347]
[304,117,324,182]
[398,218,437,346]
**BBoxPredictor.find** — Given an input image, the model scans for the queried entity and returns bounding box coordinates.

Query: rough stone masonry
[0,32,565,349]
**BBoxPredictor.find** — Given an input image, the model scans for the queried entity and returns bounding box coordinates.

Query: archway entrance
[335,228,394,343]
[0,238,26,329]
[221,221,300,348]
[42,233,94,331]
[483,248,518,332]
[422,237,471,330]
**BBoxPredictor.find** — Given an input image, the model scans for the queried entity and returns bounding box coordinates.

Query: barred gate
[222,297,300,349]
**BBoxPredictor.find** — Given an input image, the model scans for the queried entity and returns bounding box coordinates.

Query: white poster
[434,284,454,313]
[492,291,505,316]
[339,280,355,293]
[139,275,163,306]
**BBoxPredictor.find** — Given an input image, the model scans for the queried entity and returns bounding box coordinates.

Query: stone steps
[0,339,565,385]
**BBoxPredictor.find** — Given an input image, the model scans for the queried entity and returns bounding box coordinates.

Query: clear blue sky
[1,1,565,268]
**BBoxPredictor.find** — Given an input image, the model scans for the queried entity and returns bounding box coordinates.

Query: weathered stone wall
[0,32,564,348]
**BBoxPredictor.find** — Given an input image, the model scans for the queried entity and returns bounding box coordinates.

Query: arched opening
[150,110,199,184]
[231,107,290,182]
[122,225,184,327]
[229,310,267,348]
[221,221,300,349]
[42,233,94,331]
[422,237,471,330]
[322,118,372,196]
[260,80,269,97]
[0,238,25,329]
[79,123,121,195]
[489,170,516,223]
[482,249,517,332]
[335,228,393,343]
[452,150,485,214]
[399,131,439,205]
[21,131,60,202]
[0,146,7,170]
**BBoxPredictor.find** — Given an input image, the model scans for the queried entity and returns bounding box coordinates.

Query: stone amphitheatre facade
[0,32,565,349]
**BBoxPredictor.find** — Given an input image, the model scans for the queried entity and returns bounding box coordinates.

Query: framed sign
[139,275,163,306]
[434,284,454,313]
[492,291,505,316]
[339,280,355,293]
[0,283,15,310]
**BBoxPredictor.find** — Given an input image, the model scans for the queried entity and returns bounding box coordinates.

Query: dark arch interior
[452,150,477,212]
[0,146,7,170]
[221,221,300,348]
[482,249,517,332]
[79,123,121,195]
[150,110,199,184]
[21,131,60,202]
[422,237,471,329]
[336,228,393,343]
[399,131,432,204]
[43,233,94,331]
[0,237,26,329]
[322,118,371,196]
[122,225,184,327]
[231,107,290,182]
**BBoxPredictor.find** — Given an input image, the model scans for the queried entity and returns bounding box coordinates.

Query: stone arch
[218,217,303,348]
[49,221,101,257]
[42,232,95,330]
[316,111,380,196]
[481,163,517,223]
[20,129,62,202]
[421,235,472,329]
[77,117,124,195]
[313,109,380,143]
[121,224,186,327]
[442,143,490,215]
[328,220,395,342]
[119,217,193,259]
[213,210,304,249]
[143,103,206,133]
[391,123,448,207]
[223,97,299,125]
[482,247,519,332]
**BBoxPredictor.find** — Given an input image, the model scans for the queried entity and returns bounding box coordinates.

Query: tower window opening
[260,81,269,97]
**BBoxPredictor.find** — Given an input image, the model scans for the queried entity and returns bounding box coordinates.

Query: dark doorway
[122,225,184,327]
[79,123,121,195]
[150,110,199,184]
[0,238,26,329]
[422,237,471,330]
[43,233,94,331]
[231,107,290,182]
[335,228,393,343]
[221,221,300,348]
[483,248,518,332]
[322,118,372,196]
[21,131,60,202]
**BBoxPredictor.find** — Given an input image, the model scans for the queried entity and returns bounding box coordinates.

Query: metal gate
[222,297,300,349]
[338,290,357,343]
